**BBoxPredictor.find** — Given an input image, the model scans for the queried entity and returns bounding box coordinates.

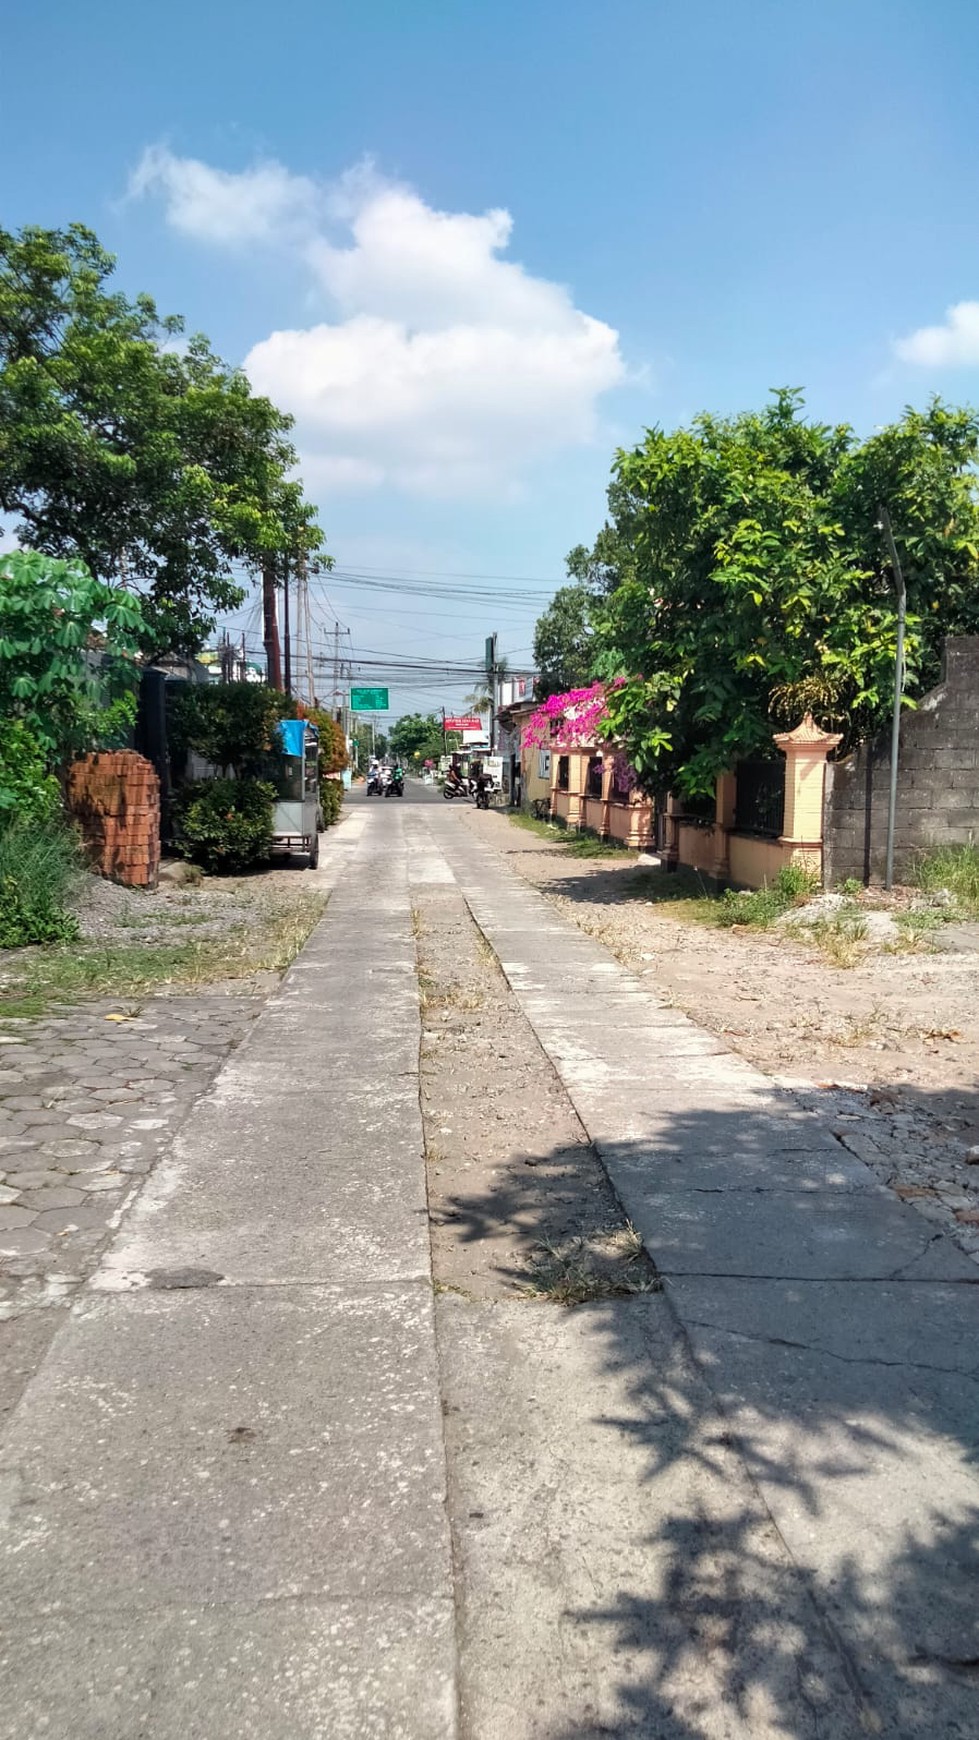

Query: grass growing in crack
[518,1227,661,1307]
[423,979,484,1013]
[0,893,327,1018]
[474,930,503,974]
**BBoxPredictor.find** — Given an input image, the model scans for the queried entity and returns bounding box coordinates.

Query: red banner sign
[444,716,483,731]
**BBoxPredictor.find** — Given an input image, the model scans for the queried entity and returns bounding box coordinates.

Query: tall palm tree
[464,657,508,717]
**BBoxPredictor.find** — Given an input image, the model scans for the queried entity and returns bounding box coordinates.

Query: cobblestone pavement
[0,992,261,1318]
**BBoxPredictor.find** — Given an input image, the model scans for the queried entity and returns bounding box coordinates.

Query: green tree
[0,224,327,656]
[0,549,145,764]
[532,583,596,696]
[168,682,292,778]
[590,391,979,794]
[388,712,446,763]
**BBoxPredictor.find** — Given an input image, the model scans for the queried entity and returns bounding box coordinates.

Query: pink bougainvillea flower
[521,679,624,751]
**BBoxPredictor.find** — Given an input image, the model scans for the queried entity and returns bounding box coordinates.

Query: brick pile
[66,751,161,889]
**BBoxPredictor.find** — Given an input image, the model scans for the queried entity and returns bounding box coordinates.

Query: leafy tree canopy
[388,712,446,763]
[586,390,979,794]
[532,583,596,697]
[169,681,292,778]
[0,223,327,656]
[0,549,145,763]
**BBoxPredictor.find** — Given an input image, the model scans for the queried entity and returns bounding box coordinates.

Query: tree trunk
[262,559,282,690]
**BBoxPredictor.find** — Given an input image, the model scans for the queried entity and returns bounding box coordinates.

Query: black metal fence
[734,759,785,838]
[674,788,715,825]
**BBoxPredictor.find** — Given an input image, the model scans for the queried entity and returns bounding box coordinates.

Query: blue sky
[5,0,979,719]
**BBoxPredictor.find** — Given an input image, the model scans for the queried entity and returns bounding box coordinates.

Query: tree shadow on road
[439,1084,979,1739]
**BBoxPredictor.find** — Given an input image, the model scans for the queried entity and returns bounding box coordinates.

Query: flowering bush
[521,681,618,751]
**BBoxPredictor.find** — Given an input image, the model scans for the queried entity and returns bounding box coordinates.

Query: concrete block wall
[66,751,161,889]
[823,637,979,885]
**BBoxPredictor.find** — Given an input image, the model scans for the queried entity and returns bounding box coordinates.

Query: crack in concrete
[681,1318,979,1380]
[660,1268,979,1284]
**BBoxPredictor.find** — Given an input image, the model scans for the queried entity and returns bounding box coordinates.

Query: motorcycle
[367,771,383,796]
[443,772,471,800]
[385,772,404,798]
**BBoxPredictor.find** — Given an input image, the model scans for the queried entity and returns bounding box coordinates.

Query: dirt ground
[461,806,979,1262]
[413,883,658,1303]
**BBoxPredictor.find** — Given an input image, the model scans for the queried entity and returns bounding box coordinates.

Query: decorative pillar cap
[773,712,842,754]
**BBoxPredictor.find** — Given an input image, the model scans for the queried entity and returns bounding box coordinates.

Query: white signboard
[537,749,551,780]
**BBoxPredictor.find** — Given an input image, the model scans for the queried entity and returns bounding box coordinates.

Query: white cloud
[128,145,319,245]
[895,301,979,367]
[132,149,626,497]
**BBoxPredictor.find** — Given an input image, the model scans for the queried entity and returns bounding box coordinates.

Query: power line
[325,562,563,584]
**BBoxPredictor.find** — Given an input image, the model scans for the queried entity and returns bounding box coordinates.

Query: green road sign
[350,685,389,711]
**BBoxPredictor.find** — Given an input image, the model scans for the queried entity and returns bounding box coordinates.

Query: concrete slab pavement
[417,806,979,1738]
[0,803,457,1738]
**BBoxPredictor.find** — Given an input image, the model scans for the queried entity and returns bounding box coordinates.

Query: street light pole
[878,505,907,892]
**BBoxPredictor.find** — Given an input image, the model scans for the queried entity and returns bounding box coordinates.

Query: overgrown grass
[0,891,326,1019]
[914,843,979,915]
[507,812,628,858]
[0,819,85,949]
[711,863,819,929]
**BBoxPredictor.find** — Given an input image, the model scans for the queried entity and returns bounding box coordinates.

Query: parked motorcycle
[443,772,471,800]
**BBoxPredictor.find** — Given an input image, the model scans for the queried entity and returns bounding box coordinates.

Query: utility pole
[332,622,341,721]
[283,560,292,698]
[301,553,316,705]
[485,632,498,752]
[442,707,448,757]
[262,557,282,690]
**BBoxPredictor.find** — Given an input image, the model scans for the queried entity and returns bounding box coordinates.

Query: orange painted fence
[527,713,839,889]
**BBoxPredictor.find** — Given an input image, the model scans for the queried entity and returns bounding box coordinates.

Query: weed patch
[518,1227,661,1307]
[507,813,629,859]
[712,864,819,930]
[0,891,325,1018]
[913,844,979,915]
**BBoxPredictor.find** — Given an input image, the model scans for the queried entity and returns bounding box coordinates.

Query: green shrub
[714,862,819,928]
[320,778,343,828]
[0,720,60,828]
[0,818,82,949]
[173,778,275,874]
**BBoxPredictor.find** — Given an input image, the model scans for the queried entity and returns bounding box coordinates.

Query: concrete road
[1,795,976,1739]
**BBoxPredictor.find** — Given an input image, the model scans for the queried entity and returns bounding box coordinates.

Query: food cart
[270,719,321,867]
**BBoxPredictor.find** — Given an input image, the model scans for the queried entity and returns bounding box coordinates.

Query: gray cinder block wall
[823,637,979,885]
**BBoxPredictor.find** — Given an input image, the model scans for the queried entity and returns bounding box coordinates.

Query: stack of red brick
[66,751,161,890]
